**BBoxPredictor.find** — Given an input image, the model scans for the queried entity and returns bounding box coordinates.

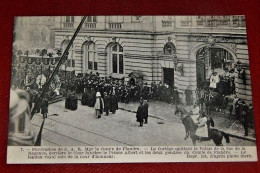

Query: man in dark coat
[70,91,78,111]
[81,88,89,106]
[89,88,96,107]
[103,92,111,116]
[40,96,48,119]
[136,97,145,127]
[143,100,149,124]
[241,101,249,136]
[34,92,41,113]
[185,86,193,106]
[173,87,179,105]
[65,90,72,109]
[110,92,118,114]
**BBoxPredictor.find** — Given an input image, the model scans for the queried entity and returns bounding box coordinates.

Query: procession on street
[8,16,256,149]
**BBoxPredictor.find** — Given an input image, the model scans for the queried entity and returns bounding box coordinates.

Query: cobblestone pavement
[31,100,256,146]
[118,100,256,140]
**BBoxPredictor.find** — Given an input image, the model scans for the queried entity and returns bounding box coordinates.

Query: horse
[175,106,230,146]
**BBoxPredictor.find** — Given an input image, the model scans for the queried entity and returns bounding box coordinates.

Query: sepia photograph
[7,16,257,163]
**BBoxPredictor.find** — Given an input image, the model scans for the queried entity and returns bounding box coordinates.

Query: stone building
[53,16,251,103]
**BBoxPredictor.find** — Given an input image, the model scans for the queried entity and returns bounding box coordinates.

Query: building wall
[53,15,252,103]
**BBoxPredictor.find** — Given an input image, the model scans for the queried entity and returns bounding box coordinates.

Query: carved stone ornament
[207,35,216,47]
[112,37,116,42]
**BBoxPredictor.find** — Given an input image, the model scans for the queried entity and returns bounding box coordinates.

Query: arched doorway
[196,46,234,89]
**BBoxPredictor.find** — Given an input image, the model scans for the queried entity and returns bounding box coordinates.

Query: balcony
[63,22,74,29]
[180,21,191,27]
[85,22,96,29]
[162,20,173,27]
[232,19,246,27]
[196,20,204,26]
[108,22,122,29]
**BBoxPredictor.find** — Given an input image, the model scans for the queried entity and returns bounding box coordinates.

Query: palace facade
[52,16,251,103]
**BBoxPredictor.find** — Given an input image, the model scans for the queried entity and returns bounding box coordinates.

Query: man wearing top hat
[136,97,145,127]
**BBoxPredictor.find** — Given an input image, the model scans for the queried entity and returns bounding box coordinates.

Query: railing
[162,20,173,27]
[85,22,96,29]
[196,20,204,26]
[232,19,246,27]
[63,22,74,29]
[108,22,122,29]
[180,21,191,26]
[218,19,230,26]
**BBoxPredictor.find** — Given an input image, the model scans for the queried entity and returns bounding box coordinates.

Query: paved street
[118,100,256,139]
[31,99,256,146]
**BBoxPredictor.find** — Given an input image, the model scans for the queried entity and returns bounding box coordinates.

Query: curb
[63,97,256,143]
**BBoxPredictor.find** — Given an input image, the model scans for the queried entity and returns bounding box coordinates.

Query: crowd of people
[61,71,180,106]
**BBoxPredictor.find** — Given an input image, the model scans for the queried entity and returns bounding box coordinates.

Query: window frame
[83,42,98,71]
[111,44,124,74]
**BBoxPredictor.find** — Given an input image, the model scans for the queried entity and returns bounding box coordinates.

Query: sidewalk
[118,101,256,142]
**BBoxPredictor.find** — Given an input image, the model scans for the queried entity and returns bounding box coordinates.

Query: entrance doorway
[196,47,234,89]
[163,68,174,87]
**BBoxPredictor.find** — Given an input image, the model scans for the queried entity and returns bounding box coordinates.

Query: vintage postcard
[7,16,257,163]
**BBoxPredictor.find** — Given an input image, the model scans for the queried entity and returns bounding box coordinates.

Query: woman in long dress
[195,113,208,141]
[94,92,104,118]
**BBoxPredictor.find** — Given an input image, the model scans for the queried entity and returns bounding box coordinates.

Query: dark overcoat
[110,95,118,112]
[136,104,145,122]
[103,95,111,112]
[40,98,48,114]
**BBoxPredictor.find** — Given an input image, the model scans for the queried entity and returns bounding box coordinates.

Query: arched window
[83,42,98,71]
[111,44,124,74]
[163,42,176,55]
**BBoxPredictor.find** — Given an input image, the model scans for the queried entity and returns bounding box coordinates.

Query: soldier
[136,97,145,127]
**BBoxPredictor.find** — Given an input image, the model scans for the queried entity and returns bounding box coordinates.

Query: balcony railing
[108,22,122,29]
[162,20,173,27]
[63,22,74,29]
[196,20,204,26]
[180,21,191,26]
[85,22,96,29]
[218,19,230,26]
